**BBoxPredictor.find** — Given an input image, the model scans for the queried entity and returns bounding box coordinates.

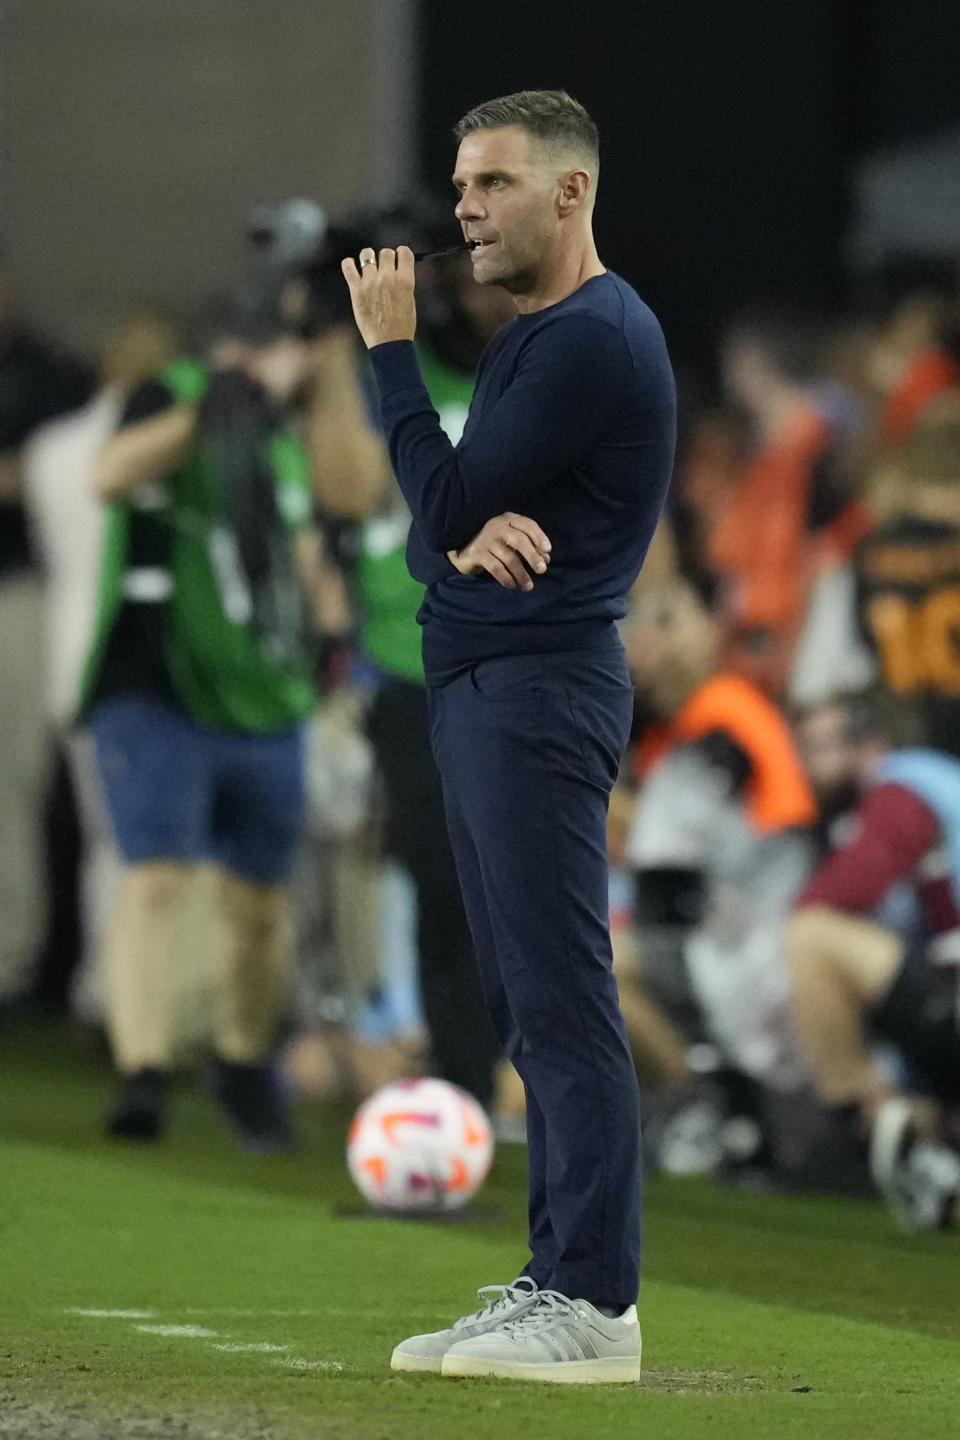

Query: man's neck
[513,239,606,315]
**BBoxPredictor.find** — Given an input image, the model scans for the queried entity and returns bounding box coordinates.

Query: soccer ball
[347,1077,494,1212]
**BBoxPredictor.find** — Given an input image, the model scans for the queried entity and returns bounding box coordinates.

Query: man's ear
[557,169,591,215]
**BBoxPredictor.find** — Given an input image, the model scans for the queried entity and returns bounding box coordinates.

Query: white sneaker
[870,1098,960,1233]
[441,1290,641,1384]
[390,1277,539,1373]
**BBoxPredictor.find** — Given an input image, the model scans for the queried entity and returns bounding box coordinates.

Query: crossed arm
[94,390,553,591]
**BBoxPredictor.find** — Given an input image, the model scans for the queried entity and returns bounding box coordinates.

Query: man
[856,402,960,756]
[23,310,178,1015]
[868,285,959,448]
[309,205,508,1111]
[623,574,818,1121]
[342,90,675,1382]
[710,312,862,698]
[0,256,92,1005]
[788,690,960,1231]
[86,294,346,1151]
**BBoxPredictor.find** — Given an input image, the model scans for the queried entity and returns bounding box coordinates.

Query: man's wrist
[368,339,421,377]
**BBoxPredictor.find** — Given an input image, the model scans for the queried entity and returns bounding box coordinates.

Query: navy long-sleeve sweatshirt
[368,270,676,679]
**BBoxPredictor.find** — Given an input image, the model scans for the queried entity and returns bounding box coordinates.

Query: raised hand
[341,247,417,350]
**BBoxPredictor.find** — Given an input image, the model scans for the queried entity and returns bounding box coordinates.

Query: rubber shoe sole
[390,1346,444,1374]
[389,1280,541,1374]
[441,1348,641,1384]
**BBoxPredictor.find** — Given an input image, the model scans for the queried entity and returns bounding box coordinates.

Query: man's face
[794,705,861,816]
[245,335,311,403]
[624,582,718,717]
[452,126,568,293]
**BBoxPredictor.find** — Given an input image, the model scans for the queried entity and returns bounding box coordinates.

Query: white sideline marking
[65,1306,345,1373]
[67,1308,156,1319]
[135,1324,219,1338]
[180,1305,444,1321]
[212,1342,289,1353]
[182,1307,322,1318]
[276,1357,344,1372]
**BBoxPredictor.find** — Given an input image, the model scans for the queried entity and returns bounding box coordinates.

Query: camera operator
[286,199,513,1111]
[85,282,347,1150]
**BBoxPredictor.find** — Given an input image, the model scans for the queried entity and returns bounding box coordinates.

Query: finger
[482,557,519,590]
[501,532,548,574]
[358,248,377,278]
[505,513,552,552]
[341,257,361,293]
[379,247,397,272]
[489,542,533,589]
[397,246,416,284]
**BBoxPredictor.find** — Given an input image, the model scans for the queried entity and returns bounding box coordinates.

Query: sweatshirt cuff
[368,340,425,397]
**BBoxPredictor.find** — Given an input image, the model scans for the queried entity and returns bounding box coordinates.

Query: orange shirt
[635,673,817,834]
[708,406,833,694]
[881,349,960,448]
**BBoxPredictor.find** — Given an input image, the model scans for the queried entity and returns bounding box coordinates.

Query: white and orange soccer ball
[347,1077,494,1212]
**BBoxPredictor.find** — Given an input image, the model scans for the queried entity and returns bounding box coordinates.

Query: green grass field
[2,1022,959,1439]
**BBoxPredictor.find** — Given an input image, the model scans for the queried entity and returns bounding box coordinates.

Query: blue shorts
[90,697,306,884]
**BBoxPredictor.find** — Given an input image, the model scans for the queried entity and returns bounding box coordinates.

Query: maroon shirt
[797,782,960,937]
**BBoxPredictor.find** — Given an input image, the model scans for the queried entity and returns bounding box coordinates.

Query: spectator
[23,309,179,1016]
[709,312,861,696]
[305,209,511,1112]
[868,287,959,449]
[788,688,960,1230]
[855,400,960,756]
[0,254,92,1006]
[85,288,347,1150]
[619,572,820,1178]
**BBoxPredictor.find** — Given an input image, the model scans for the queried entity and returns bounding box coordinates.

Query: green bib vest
[357,343,475,684]
[81,358,317,733]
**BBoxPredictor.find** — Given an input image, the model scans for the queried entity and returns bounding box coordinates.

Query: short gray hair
[454,89,599,166]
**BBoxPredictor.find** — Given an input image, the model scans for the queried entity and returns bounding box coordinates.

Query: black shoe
[106,1067,171,1140]
[213,1057,296,1155]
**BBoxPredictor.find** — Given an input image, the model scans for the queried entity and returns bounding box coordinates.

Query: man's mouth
[468,238,496,252]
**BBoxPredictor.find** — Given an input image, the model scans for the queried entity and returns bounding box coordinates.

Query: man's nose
[455,189,484,221]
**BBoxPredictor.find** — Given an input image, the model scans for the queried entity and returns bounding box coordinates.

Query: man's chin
[469,253,499,284]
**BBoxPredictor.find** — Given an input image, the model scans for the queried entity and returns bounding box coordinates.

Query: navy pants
[428,647,641,1309]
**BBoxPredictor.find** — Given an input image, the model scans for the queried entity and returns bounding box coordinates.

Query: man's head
[793,688,924,817]
[868,397,960,524]
[202,280,315,404]
[867,285,955,395]
[242,335,313,405]
[624,571,721,718]
[451,90,599,294]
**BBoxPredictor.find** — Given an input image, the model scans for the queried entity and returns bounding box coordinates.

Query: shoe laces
[455,1278,538,1331]
[501,1290,581,1334]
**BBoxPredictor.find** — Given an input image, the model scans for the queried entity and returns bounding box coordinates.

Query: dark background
[417,0,960,374]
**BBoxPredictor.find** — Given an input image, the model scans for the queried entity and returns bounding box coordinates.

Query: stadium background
[4,1,960,359]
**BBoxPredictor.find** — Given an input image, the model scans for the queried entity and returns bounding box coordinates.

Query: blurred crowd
[4,205,960,1227]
